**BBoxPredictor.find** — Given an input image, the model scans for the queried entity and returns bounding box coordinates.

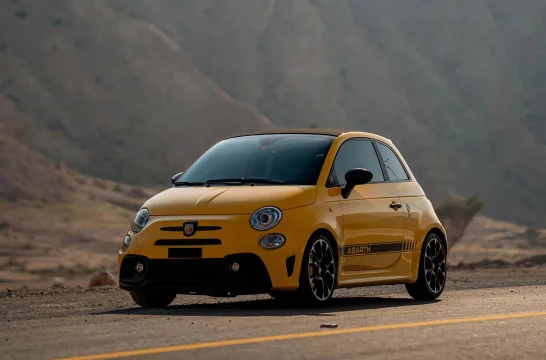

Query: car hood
[143,186,318,216]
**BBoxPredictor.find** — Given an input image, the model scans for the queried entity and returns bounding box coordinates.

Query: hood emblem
[183,222,197,237]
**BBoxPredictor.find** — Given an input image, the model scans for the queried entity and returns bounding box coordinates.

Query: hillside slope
[0,109,158,283]
[0,0,271,186]
[1,0,546,226]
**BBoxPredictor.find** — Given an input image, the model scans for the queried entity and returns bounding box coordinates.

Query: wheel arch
[426,227,448,253]
[311,228,339,258]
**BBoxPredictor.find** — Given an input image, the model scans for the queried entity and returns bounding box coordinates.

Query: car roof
[227,128,392,143]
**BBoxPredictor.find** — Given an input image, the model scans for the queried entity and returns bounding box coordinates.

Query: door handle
[390,202,403,209]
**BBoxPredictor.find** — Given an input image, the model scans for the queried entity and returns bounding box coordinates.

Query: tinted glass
[377,142,409,181]
[332,140,384,185]
[179,134,335,185]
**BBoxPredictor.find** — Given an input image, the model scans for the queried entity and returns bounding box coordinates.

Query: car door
[331,139,405,272]
[375,141,420,252]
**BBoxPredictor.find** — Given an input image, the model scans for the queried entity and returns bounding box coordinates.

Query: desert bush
[54,160,65,171]
[126,186,147,198]
[436,195,483,250]
[524,222,539,245]
[92,178,108,190]
[88,270,116,287]
[52,277,66,289]
[0,221,9,231]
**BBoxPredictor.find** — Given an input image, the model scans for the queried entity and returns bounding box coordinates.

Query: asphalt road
[2,268,546,360]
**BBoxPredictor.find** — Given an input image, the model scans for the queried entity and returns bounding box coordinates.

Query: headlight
[132,208,149,233]
[119,235,131,254]
[259,234,286,249]
[250,207,282,231]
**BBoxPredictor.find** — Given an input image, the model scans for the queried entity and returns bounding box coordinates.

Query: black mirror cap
[341,168,373,199]
[345,168,373,186]
[171,172,184,184]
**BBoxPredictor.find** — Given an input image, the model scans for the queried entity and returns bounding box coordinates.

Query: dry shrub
[93,178,108,190]
[107,197,141,211]
[52,277,66,289]
[126,186,146,198]
[524,222,539,245]
[88,270,116,287]
[0,221,9,231]
[436,195,483,250]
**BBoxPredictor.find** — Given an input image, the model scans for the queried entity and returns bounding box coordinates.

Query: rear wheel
[129,290,177,308]
[406,233,447,300]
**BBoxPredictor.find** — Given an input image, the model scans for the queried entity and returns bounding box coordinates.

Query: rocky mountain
[1,0,546,226]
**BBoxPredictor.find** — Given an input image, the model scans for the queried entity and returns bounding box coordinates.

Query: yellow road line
[56,311,546,360]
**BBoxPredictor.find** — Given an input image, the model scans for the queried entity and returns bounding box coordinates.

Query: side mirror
[171,172,184,184]
[341,168,373,199]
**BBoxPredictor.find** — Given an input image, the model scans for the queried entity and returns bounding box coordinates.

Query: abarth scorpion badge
[183,222,197,237]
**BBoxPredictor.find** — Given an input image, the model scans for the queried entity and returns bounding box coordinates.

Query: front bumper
[118,213,308,294]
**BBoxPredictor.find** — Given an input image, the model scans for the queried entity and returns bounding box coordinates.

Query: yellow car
[118,130,447,307]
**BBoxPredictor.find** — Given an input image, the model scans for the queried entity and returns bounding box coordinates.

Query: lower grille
[120,254,272,295]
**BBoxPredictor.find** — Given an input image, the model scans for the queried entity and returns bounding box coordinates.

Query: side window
[332,140,385,185]
[376,142,410,181]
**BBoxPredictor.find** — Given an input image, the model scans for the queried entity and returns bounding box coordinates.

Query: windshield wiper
[206,177,286,185]
[174,181,206,186]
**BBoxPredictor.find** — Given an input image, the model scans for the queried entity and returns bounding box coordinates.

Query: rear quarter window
[376,142,410,181]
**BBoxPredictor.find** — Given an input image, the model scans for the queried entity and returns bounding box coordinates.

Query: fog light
[230,262,240,272]
[259,234,286,249]
[119,235,131,254]
[135,262,145,273]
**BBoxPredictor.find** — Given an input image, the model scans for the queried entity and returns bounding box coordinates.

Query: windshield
[178,134,335,185]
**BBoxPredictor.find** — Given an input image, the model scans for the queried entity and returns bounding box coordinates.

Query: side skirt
[336,250,419,288]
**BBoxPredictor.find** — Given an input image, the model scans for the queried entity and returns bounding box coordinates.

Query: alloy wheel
[424,237,446,294]
[307,238,336,301]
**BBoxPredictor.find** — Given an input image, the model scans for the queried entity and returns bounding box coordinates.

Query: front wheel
[299,234,337,306]
[270,235,337,306]
[129,290,177,308]
[406,233,447,300]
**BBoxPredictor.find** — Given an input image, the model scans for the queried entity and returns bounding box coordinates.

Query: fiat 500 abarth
[119,130,447,307]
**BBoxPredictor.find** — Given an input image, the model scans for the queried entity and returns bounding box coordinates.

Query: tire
[129,290,177,308]
[269,234,337,306]
[406,233,447,300]
[296,234,338,306]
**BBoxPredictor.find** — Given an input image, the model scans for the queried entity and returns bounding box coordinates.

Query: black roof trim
[226,128,353,139]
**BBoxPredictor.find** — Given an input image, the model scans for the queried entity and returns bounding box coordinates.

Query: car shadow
[96,296,439,317]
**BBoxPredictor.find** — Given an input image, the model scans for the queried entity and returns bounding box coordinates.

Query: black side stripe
[342,241,415,256]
